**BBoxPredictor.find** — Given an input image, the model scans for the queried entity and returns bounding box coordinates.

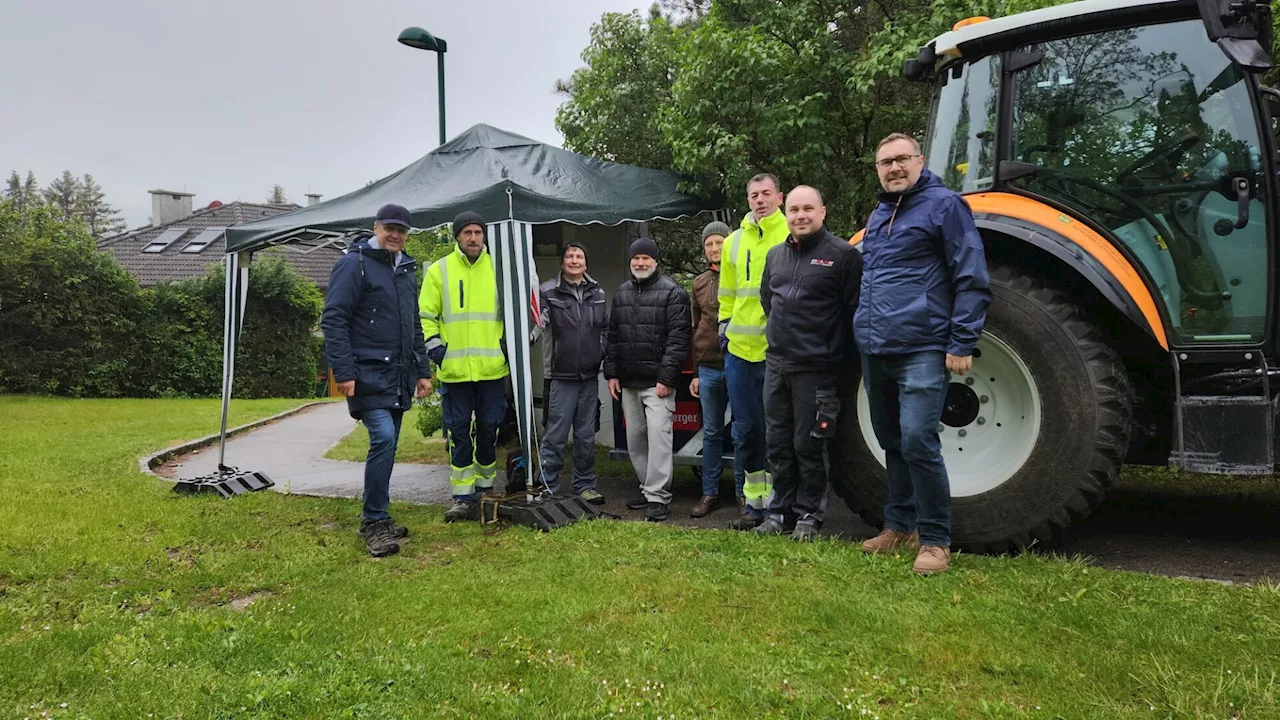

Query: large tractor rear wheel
[832,263,1134,553]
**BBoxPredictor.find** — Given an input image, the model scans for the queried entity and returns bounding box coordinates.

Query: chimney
[149,189,195,226]
[306,193,323,206]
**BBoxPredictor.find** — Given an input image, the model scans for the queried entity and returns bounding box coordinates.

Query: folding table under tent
[202,123,724,504]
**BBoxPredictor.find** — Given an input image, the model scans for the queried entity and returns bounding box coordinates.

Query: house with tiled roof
[99,189,342,291]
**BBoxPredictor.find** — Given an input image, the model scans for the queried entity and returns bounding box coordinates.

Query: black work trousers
[764,364,837,527]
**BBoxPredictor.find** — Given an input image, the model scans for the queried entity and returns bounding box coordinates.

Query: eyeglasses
[875,154,922,170]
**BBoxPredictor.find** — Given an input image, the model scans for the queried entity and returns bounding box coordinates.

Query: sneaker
[444,500,474,523]
[913,545,952,575]
[790,523,819,542]
[729,513,764,531]
[626,494,649,510]
[579,488,606,506]
[860,528,921,555]
[361,520,401,558]
[751,517,787,536]
[645,502,669,522]
[360,519,408,540]
[690,494,720,518]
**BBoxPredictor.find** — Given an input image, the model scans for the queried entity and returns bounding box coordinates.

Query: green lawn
[2,396,1279,719]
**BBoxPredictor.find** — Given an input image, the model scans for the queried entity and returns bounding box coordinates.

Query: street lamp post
[397,26,448,146]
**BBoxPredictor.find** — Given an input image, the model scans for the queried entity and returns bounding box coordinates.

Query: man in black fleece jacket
[756,186,862,540]
[603,237,692,522]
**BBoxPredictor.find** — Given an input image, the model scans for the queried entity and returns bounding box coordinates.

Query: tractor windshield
[1008,19,1270,343]
[925,55,1000,192]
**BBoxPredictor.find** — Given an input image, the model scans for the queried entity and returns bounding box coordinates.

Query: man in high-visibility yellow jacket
[718,173,789,530]
[419,211,510,522]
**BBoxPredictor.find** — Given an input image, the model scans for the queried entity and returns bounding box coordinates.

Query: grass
[2,396,1279,719]
[324,406,637,478]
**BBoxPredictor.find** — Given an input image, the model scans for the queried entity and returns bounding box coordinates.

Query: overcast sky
[1,0,647,228]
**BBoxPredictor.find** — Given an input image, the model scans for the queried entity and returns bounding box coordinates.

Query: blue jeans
[726,352,768,516]
[697,364,744,497]
[539,378,599,494]
[361,408,404,524]
[862,352,952,546]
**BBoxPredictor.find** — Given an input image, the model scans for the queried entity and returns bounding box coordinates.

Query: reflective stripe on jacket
[418,245,510,383]
[717,209,788,363]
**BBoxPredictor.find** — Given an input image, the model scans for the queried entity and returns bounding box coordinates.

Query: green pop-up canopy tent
[202,124,724,501]
[225,123,722,252]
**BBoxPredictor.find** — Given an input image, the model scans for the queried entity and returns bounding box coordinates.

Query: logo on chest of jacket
[810,259,834,267]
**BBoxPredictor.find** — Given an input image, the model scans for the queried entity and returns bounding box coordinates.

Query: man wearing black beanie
[603,237,691,521]
[419,211,511,521]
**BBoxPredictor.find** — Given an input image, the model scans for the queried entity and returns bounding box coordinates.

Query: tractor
[833,0,1280,552]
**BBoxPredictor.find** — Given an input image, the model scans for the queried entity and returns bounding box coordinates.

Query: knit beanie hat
[628,237,660,261]
[701,220,731,242]
[561,242,589,263]
[452,211,485,238]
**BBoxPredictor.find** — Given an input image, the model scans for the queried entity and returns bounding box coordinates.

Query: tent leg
[174,251,274,498]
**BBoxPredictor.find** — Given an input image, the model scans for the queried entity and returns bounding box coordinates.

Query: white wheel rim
[855,332,1042,497]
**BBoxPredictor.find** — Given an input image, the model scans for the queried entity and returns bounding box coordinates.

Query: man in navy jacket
[855,134,991,575]
[321,204,433,558]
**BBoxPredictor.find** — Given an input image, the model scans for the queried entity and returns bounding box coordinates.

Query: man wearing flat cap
[322,203,433,557]
[419,211,511,522]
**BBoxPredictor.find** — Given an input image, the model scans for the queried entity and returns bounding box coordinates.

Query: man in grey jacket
[530,242,608,504]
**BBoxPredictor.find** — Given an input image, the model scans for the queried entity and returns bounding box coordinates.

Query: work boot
[790,523,819,542]
[626,493,649,510]
[579,488,606,506]
[645,502,669,522]
[690,494,720,518]
[751,517,787,536]
[728,511,764,531]
[913,545,951,575]
[860,528,921,555]
[361,519,401,558]
[360,518,408,540]
[444,500,474,523]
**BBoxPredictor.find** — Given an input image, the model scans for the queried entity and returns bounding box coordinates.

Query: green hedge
[0,201,323,398]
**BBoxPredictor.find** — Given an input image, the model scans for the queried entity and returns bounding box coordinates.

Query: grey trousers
[539,378,600,494]
[621,385,675,504]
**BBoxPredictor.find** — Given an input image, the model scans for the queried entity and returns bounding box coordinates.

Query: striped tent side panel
[489,221,539,481]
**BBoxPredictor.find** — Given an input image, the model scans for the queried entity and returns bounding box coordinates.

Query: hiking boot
[860,528,921,555]
[444,500,474,523]
[751,517,787,536]
[626,494,649,510]
[913,545,951,575]
[729,512,764,531]
[645,502,669,522]
[361,520,401,558]
[360,518,408,540]
[690,494,720,518]
[579,488,606,506]
[790,523,819,542]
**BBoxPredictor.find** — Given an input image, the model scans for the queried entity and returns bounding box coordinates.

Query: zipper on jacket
[746,250,752,282]
[459,280,465,308]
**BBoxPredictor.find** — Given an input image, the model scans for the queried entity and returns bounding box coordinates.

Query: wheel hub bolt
[938,424,945,433]
[958,429,968,437]
[980,395,989,403]
[976,417,986,425]
[965,377,975,386]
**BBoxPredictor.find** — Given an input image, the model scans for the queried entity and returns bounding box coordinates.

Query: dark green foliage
[0,200,324,399]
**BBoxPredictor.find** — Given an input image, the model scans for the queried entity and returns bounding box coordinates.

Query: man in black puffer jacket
[604,238,692,522]
[757,186,862,541]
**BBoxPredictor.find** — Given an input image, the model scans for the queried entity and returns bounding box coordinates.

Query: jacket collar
[741,207,787,235]
[350,236,415,269]
[556,272,597,291]
[787,226,831,252]
[452,244,489,267]
[632,268,663,286]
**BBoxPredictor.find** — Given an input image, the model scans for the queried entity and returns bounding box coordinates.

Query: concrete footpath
[163,402,455,506]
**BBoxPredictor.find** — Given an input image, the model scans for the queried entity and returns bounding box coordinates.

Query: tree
[267,184,289,205]
[76,174,126,238]
[43,170,79,222]
[3,172,41,214]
